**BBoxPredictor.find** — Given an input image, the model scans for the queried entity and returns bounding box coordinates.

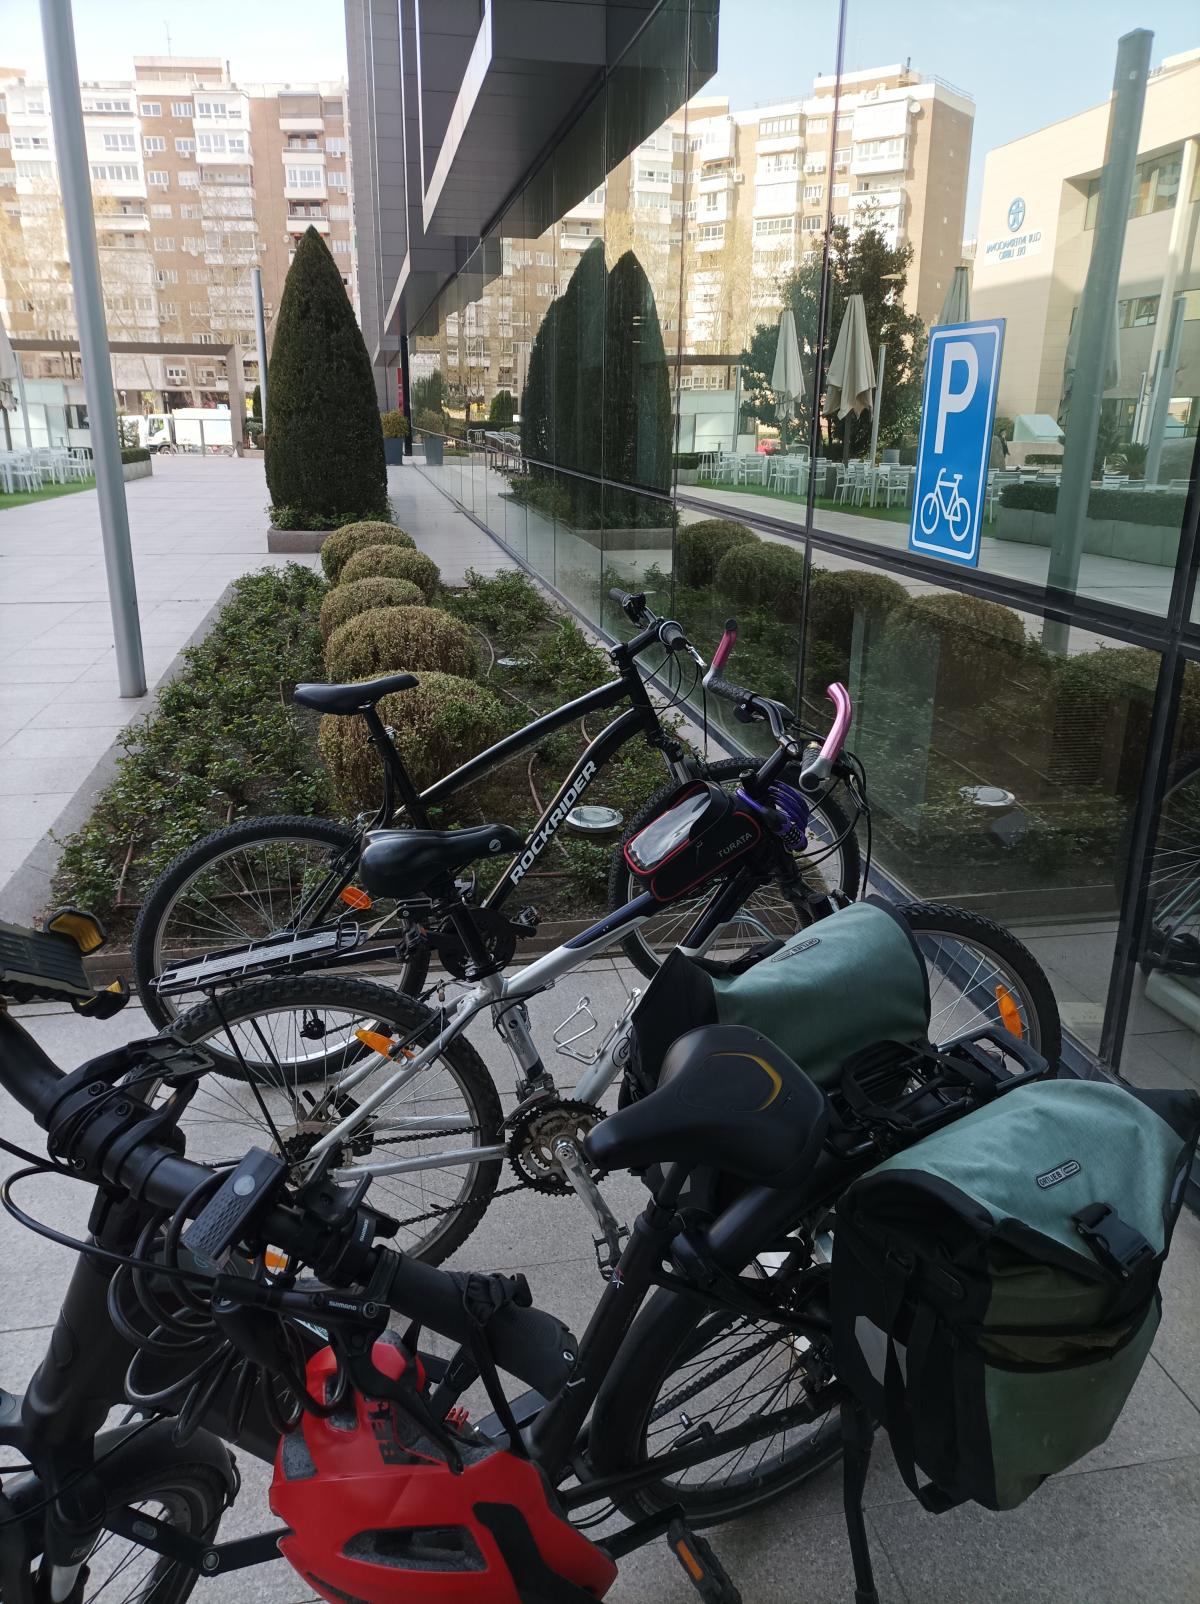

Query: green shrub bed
[320,521,415,581]
[999,482,1187,527]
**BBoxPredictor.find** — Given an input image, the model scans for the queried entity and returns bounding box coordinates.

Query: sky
[3,0,1197,234]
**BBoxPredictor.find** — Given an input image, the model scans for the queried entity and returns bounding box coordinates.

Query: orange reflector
[339,886,372,911]
[355,1029,396,1059]
[265,1249,290,1273]
[996,985,1023,1039]
[673,1541,705,1583]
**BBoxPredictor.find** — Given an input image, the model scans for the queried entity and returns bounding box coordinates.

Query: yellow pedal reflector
[996,984,1023,1039]
[47,909,107,953]
[673,1540,705,1583]
[340,886,372,911]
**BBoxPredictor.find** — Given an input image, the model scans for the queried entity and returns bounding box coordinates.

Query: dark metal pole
[1044,30,1152,636]
[40,0,146,696]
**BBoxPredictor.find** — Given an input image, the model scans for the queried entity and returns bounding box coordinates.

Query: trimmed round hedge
[804,566,911,693]
[320,672,507,812]
[325,604,476,682]
[881,592,1026,709]
[321,521,415,582]
[319,576,425,642]
[340,545,440,598]
[676,518,758,588]
[714,539,807,623]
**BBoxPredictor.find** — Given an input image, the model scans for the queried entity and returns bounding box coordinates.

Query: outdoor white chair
[714,452,739,484]
[0,454,41,494]
[769,456,802,494]
[697,451,717,480]
[877,465,910,509]
[835,461,868,507]
[737,453,768,486]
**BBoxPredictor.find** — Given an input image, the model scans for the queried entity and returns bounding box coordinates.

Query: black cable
[0,1415,161,1531]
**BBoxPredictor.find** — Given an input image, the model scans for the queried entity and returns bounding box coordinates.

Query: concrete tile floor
[4,962,1198,1604]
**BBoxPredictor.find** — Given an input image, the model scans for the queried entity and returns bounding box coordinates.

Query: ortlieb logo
[769,937,820,963]
[1036,1159,1081,1189]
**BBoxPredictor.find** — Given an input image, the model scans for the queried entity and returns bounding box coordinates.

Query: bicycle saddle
[586,1024,828,1187]
[293,673,419,715]
[360,823,524,897]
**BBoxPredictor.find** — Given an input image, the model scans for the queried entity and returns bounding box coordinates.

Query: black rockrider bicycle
[0,916,1050,1604]
[130,590,862,1025]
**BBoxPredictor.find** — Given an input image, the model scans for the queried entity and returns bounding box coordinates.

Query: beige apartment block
[0,56,357,415]
[973,47,1200,433]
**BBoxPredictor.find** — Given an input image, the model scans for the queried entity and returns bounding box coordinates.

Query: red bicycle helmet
[271,1337,617,1604]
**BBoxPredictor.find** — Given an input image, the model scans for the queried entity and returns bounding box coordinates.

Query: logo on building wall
[1007,196,1026,232]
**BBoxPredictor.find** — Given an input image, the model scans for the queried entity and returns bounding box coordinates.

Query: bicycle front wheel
[902,900,1062,1065]
[132,815,430,1043]
[587,1287,842,1527]
[609,758,861,980]
[169,975,503,1263]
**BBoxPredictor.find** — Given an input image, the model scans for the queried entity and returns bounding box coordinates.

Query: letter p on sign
[934,342,979,454]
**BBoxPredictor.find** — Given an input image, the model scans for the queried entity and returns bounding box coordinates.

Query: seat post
[361,705,431,826]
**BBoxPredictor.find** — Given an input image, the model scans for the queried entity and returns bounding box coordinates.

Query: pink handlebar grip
[710,619,737,672]
[820,682,852,763]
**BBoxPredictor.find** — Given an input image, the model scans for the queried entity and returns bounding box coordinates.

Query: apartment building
[0,56,356,413]
[678,63,974,366]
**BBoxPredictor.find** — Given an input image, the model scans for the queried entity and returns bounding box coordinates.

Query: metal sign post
[39,0,146,697]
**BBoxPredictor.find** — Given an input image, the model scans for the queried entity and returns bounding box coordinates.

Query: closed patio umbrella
[770,308,804,440]
[937,265,971,326]
[823,293,875,420]
[1060,296,1121,424]
[0,313,31,447]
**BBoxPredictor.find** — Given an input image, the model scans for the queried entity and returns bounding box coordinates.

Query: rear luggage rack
[153,920,370,995]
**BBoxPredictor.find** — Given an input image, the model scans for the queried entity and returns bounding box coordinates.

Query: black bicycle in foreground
[0,904,1050,1604]
[130,591,864,1020]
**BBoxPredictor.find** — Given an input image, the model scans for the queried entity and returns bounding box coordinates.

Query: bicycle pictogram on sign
[919,468,972,543]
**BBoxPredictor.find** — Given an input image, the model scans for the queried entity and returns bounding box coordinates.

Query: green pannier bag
[627,900,931,1097]
[832,1078,1200,1512]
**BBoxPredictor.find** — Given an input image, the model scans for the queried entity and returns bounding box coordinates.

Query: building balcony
[288,213,330,232]
[756,132,802,154]
[279,117,324,134]
[97,211,149,231]
[852,146,907,176]
[283,181,327,201]
[851,186,903,213]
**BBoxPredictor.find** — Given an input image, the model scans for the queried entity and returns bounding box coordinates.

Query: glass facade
[407,1,1200,1098]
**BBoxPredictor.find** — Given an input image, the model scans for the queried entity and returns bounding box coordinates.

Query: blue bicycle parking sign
[908,319,1006,568]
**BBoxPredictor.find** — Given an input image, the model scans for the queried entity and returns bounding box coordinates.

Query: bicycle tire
[169,974,503,1264]
[1112,750,1200,972]
[132,815,431,1051]
[8,1420,233,1603]
[900,900,1062,1068]
[608,758,862,980]
[587,1287,843,1527]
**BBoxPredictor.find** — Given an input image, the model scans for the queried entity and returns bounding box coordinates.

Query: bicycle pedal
[667,1518,743,1603]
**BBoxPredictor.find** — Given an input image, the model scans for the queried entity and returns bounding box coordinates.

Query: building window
[327,171,347,190]
[154,268,178,283]
[195,100,228,119]
[175,138,195,155]
[1084,149,1183,229]
[153,236,174,252]
[326,137,346,155]
[89,162,139,181]
[1116,294,1160,328]
[697,223,725,242]
[84,97,131,113]
[804,155,827,173]
[178,171,199,187]
[140,102,162,117]
[753,216,795,237]
[166,365,188,382]
[285,166,324,189]
[804,183,824,202]
[801,215,823,233]
[836,114,852,133]
[834,146,851,166]
[854,137,904,163]
[329,204,350,221]
[198,132,227,154]
[195,332,217,344]
[143,136,165,153]
[807,117,828,135]
[150,202,172,217]
[331,238,350,255]
[832,182,849,198]
[102,132,136,152]
[170,101,193,118]
[146,170,169,186]
[759,115,799,137]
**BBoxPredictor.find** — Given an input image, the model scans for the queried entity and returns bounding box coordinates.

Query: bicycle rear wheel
[168,974,503,1263]
[587,1286,842,1527]
[132,816,429,1072]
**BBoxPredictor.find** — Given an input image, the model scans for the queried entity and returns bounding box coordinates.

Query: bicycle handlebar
[0,1009,575,1393]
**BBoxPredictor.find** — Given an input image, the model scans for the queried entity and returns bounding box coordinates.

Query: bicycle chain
[646,1330,782,1425]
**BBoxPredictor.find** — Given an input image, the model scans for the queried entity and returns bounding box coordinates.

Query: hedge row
[999,482,1187,527]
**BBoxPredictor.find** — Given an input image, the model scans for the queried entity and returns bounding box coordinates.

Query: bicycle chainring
[507,1098,606,1194]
